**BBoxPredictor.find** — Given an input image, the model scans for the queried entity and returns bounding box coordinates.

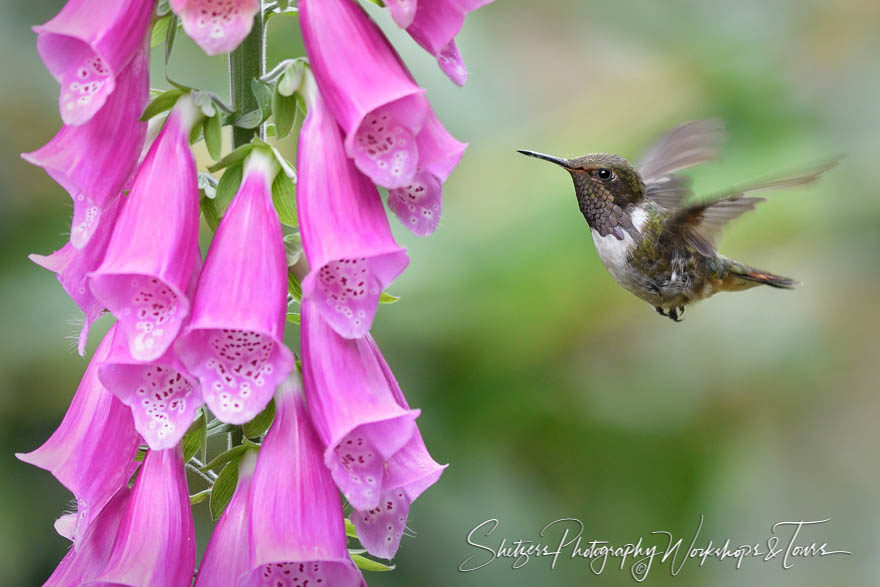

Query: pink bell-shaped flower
[89,94,202,362]
[299,0,429,189]
[242,375,366,587]
[34,0,153,125]
[99,324,203,450]
[297,76,409,339]
[94,447,196,586]
[352,336,446,559]
[301,300,419,511]
[176,150,294,424]
[170,0,260,56]
[16,324,139,546]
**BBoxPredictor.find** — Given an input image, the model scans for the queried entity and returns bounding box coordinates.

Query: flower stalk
[229,0,265,148]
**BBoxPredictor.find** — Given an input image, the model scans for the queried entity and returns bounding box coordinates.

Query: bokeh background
[2,0,879,585]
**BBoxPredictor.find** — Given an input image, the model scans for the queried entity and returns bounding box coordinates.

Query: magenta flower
[298,80,409,338]
[23,48,148,250]
[193,452,257,587]
[243,375,366,587]
[301,300,419,511]
[299,0,429,189]
[176,150,294,424]
[388,108,467,236]
[99,324,202,450]
[170,0,260,56]
[16,324,139,546]
[94,447,196,586]
[29,194,123,356]
[352,337,446,559]
[89,95,202,362]
[45,488,131,586]
[403,0,494,86]
[387,0,418,28]
[35,0,153,125]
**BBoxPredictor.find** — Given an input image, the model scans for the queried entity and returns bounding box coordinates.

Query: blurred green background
[2,0,879,585]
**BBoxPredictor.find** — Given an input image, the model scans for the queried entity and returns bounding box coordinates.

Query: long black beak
[517,149,571,169]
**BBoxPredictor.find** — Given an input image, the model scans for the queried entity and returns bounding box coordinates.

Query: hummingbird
[519,120,837,321]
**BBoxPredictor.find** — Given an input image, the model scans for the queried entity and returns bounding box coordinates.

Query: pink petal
[35,0,153,125]
[22,49,148,248]
[99,325,203,450]
[297,86,409,339]
[45,488,132,586]
[94,447,196,586]
[299,0,429,189]
[243,377,366,587]
[29,193,123,355]
[193,452,256,586]
[16,324,139,546]
[176,152,294,425]
[387,0,418,28]
[171,0,260,56]
[416,107,468,183]
[89,96,202,362]
[387,169,443,237]
[301,301,419,511]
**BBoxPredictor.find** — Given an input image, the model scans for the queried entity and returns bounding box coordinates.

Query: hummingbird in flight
[519,120,837,321]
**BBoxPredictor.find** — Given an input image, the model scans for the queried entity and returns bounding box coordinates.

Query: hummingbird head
[517,150,646,210]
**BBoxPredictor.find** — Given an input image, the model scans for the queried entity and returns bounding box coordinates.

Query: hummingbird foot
[655,305,685,322]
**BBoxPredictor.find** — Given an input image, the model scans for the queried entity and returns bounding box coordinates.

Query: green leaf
[214,164,243,217]
[243,399,275,439]
[150,16,170,49]
[189,488,211,505]
[271,172,297,227]
[164,14,178,63]
[364,0,386,6]
[204,114,222,160]
[233,109,263,129]
[189,118,204,145]
[345,518,358,538]
[208,143,254,172]
[156,0,171,16]
[379,291,399,304]
[140,88,183,121]
[278,0,290,9]
[201,197,221,232]
[183,409,208,462]
[251,78,274,121]
[209,460,239,520]
[284,232,303,266]
[135,447,147,462]
[202,443,249,472]
[351,554,395,572]
[272,88,298,139]
[286,312,300,325]
[288,270,303,302]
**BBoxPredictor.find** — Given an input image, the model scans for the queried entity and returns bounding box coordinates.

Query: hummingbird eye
[594,168,614,181]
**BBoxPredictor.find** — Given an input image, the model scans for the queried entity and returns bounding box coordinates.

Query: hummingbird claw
[655,306,684,322]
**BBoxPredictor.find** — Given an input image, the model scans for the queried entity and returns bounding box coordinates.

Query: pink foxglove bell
[170,0,260,56]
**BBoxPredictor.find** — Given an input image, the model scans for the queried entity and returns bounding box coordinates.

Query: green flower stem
[229,1,266,148]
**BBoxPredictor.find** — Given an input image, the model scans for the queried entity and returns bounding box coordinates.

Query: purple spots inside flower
[128,278,180,360]
[437,41,468,86]
[353,105,418,189]
[178,0,259,55]
[245,560,362,587]
[60,54,111,123]
[353,488,410,559]
[192,0,240,40]
[315,258,381,338]
[122,364,198,450]
[328,431,384,510]
[387,170,443,237]
[70,194,101,249]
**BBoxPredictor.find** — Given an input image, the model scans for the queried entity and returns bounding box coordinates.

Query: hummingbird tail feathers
[725,265,800,290]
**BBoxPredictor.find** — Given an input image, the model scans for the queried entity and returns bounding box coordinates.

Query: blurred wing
[638,119,726,181]
[643,174,694,210]
[667,159,839,256]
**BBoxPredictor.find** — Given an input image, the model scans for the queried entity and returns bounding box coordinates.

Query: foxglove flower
[99,324,202,450]
[89,95,202,362]
[193,451,257,586]
[352,336,446,559]
[243,376,366,587]
[16,324,139,545]
[23,49,148,250]
[388,108,467,236]
[29,194,123,355]
[387,0,418,28]
[301,300,419,511]
[402,0,494,86]
[35,0,153,125]
[94,447,196,586]
[170,0,260,56]
[176,150,294,424]
[45,488,132,586]
[299,0,429,189]
[298,79,409,338]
